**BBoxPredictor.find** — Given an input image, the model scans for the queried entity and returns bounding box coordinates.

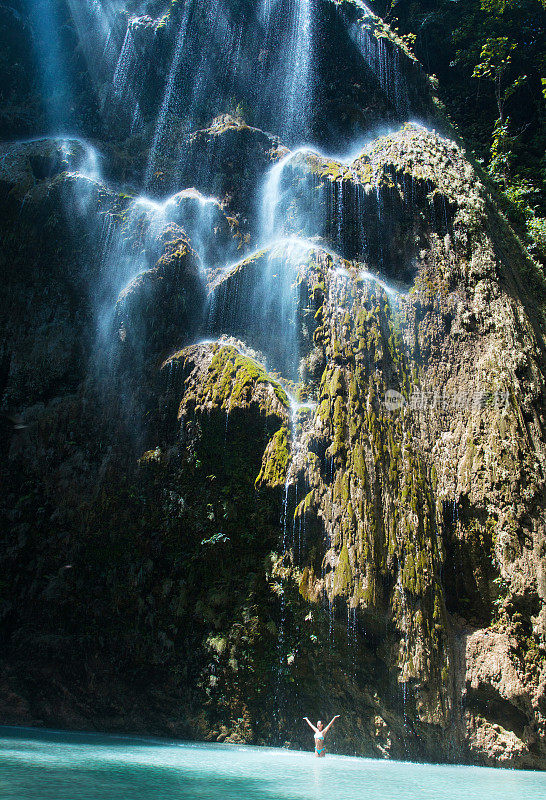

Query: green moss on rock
[256,426,291,489]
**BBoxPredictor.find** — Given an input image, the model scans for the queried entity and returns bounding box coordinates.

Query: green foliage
[473,36,514,81]
[528,216,546,259]
[472,37,518,114]
[488,116,514,183]
[371,0,546,227]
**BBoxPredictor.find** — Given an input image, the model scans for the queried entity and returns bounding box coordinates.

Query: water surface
[1,727,544,800]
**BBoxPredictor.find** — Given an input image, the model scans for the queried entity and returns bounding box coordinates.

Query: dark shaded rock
[148,115,285,226]
[0,2,43,138]
[114,226,205,368]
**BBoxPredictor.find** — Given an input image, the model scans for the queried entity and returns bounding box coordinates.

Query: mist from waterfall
[26,0,74,130]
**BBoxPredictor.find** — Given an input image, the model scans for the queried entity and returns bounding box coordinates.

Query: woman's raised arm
[303,717,318,734]
[323,715,340,734]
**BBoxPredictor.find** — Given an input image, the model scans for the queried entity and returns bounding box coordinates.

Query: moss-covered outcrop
[164,340,289,421]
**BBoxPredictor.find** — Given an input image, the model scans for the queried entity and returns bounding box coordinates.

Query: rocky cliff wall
[0,0,545,769]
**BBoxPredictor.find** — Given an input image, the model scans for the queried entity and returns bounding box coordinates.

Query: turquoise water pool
[1,727,545,799]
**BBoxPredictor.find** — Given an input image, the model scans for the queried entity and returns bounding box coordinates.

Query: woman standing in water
[303,715,340,757]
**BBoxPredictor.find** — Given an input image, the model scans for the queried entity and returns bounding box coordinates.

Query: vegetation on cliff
[369,0,546,267]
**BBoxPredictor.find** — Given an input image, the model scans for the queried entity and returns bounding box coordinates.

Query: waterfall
[144,3,194,189]
[108,19,143,131]
[112,25,135,97]
[208,238,314,380]
[259,147,325,243]
[281,0,315,142]
[18,0,423,740]
[260,151,294,243]
[27,0,73,130]
[258,0,279,25]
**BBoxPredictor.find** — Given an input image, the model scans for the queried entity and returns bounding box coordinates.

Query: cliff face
[0,0,545,769]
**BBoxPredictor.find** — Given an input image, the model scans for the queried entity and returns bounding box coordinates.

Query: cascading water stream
[208,238,315,381]
[112,25,134,97]
[186,1,241,122]
[347,606,358,678]
[258,141,414,294]
[281,0,315,142]
[394,570,411,757]
[259,147,323,243]
[258,0,279,25]
[144,3,194,189]
[108,18,144,131]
